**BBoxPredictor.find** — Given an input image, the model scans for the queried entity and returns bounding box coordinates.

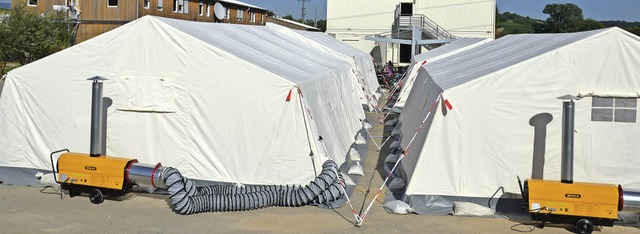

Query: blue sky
[246,0,327,20]
[2,0,638,22]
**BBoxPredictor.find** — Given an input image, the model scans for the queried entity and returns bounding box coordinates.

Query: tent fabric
[0,16,369,186]
[394,38,492,112]
[397,27,640,212]
[267,23,381,106]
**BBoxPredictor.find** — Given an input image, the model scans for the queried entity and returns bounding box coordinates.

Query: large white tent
[396,27,640,214]
[392,38,491,112]
[268,23,381,108]
[0,16,368,186]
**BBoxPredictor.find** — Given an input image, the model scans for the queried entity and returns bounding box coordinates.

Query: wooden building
[14,0,269,43]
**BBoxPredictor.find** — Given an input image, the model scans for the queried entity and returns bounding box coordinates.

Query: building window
[261,14,264,24]
[591,97,637,123]
[206,4,210,16]
[107,0,118,7]
[27,0,37,6]
[225,9,229,19]
[173,0,183,13]
[144,0,150,9]
[198,1,203,16]
[250,12,255,22]
[158,0,163,10]
[236,9,243,21]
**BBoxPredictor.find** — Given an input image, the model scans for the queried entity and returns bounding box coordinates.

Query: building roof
[268,17,319,31]
[218,0,267,11]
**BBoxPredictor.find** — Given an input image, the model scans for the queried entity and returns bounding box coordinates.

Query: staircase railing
[392,13,456,40]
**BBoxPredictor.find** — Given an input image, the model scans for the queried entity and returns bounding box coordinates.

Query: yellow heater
[57,152,136,190]
[525,179,621,225]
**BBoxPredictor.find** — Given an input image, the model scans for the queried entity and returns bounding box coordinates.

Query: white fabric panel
[399,27,640,199]
[0,16,365,186]
[115,74,177,113]
[395,38,491,111]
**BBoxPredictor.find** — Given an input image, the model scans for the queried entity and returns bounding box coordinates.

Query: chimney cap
[557,94,581,101]
[87,76,108,81]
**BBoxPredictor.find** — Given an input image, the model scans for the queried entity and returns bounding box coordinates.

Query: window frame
[250,11,255,22]
[144,0,150,9]
[591,97,637,123]
[236,8,243,21]
[27,0,38,6]
[107,0,118,8]
[198,1,204,16]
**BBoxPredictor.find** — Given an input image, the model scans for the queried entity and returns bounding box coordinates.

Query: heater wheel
[576,219,593,234]
[89,189,104,204]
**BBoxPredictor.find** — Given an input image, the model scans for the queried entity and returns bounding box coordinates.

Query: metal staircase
[391,6,456,40]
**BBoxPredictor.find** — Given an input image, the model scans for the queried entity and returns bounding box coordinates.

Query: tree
[282,14,294,20]
[0,4,73,76]
[266,10,275,17]
[627,26,640,36]
[579,18,605,31]
[534,3,584,33]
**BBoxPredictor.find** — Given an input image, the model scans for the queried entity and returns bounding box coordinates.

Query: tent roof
[156,17,350,84]
[267,17,320,31]
[425,28,617,90]
[414,37,491,63]
[296,31,371,59]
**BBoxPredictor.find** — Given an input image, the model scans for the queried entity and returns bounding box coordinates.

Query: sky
[1,0,638,22]
[245,0,327,20]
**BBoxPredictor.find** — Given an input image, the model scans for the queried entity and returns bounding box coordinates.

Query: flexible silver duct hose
[163,161,346,214]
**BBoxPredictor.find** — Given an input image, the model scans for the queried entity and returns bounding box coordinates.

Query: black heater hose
[163,160,346,214]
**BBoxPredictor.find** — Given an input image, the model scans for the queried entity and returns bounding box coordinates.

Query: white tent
[392,38,491,112]
[397,27,640,214]
[268,23,381,108]
[0,16,366,186]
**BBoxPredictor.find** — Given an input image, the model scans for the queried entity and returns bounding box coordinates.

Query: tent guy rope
[356,92,443,227]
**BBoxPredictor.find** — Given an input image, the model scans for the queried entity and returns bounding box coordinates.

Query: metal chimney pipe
[561,100,575,183]
[88,76,108,157]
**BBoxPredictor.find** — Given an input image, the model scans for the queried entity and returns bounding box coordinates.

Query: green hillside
[496,12,541,37]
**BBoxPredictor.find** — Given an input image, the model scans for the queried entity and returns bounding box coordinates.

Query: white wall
[327,0,495,65]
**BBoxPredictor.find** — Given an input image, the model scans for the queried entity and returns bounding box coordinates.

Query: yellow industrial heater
[519,96,629,234]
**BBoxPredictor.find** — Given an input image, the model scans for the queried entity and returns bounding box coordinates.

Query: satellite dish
[214,2,226,20]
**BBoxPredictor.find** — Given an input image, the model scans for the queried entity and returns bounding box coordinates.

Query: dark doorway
[400,44,411,63]
[400,3,413,15]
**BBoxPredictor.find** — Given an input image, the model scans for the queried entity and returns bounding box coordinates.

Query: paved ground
[0,91,639,233]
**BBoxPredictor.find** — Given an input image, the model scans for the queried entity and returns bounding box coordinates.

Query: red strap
[285,89,293,102]
[444,99,453,110]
